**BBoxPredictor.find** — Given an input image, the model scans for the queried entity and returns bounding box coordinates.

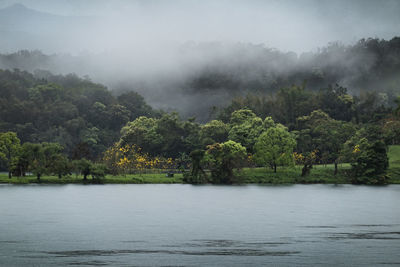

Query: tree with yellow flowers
[103,143,177,176]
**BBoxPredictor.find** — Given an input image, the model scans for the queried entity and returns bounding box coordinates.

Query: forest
[1,37,400,120]
[1,37,400,185]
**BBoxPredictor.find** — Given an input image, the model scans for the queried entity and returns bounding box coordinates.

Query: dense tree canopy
[254,125,296,172]
[0,69,157,159]
[0,43,399,184]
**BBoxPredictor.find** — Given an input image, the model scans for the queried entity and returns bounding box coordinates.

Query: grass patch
[0,172,184,184]
[388,145,400,184]
[237,165,349,184]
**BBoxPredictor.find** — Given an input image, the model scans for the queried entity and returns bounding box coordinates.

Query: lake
[0,184,399,266]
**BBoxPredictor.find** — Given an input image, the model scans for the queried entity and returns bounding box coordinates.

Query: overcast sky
[0,0,399,53]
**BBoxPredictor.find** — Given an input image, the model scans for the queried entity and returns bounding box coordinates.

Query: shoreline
[1,166,399,185]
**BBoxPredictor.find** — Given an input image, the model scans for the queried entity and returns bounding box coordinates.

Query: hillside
[0,38,399,119]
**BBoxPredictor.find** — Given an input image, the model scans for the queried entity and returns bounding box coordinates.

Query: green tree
[183,149,208,184]
[72,158,92,180]
[350,139,389,184]
[117,91,155,120]
[297,110,356,175]
[206,140,247,184]
[342,125,389,184]
[120,116,162,155]
[48,154,71,178]
[21,143,46,180]
[254,125,296,172]
[228,109,267,153]
[317,85,355,121]
[90,163,107,180]
[273,85,317,129]
[230,109,257,125]
[200,120,229,146]
[0,132,21,178]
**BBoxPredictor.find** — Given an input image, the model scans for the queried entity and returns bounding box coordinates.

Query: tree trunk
[301,164,312,177]
[274,164,277,173]
[301,165,307,176]
[83,174,87,180]
[8,171,12,179]
[334,162,338,176]
[58,173,62,179]
[37,173,41,180]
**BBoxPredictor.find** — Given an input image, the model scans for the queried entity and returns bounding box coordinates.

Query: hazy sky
[0,0,399,53]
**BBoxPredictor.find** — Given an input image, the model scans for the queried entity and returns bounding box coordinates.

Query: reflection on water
[0,184,399,266]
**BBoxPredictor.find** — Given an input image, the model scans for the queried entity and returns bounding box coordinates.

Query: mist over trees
[0,37,399,120]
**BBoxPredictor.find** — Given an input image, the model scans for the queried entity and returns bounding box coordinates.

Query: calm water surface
[0,184,399,266]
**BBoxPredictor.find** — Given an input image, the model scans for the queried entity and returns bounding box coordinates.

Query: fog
[0,0,399,119]
[1,0,400,53]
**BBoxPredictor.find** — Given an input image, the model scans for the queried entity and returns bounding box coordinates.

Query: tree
[273,85,317,129]
[155,112,186,158]
[349,139,389,184]
[317,85,355,121]
[0,132,21,178]
[254,125,296,172]
[342,125,389,184]
[297,110,356,175]
[20,143,46,180]
[228,109,267,153]
[72,158,92,180]
[90,163,107,180]
[107,104,130,131]
[199,120,229,146]
[120,116,162,155]
[183,149,208,184]
[229,109,257,125]
[205,140,247,184]
[17,142,66,180]
[48,154,71,178]
[117,91,155,120]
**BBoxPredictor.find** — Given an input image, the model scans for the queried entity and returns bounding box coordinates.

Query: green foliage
[120,116,162,154]
[228,109,274,153]
[0,70,157,159]
[317,85,355,122]
[90,163,107,180]
[0,131,21,178]
[254,125,296,172]
[342,125,390,184]
[296,110,356,174]
[120,113,201,158]
[349,139,389,184]
[14,142,66,179]
[183,149,208,184]
[48,154,71,178]
[20,143,46,179]
[72,158,92,180]
[205,140,247,184]
[273,85,317,129]
[200,120,229,146]
[230,109,257,125]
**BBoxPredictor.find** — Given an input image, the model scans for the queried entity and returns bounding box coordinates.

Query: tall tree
[205,140,247,184]
[254,125,296,173]
[0,132,21,178]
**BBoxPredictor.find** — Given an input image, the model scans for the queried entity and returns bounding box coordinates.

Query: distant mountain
[0,4,62,32]
[0,3,95,52]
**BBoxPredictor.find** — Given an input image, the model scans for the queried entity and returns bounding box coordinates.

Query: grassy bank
[1,145,399,185]
[0,173,184,184]
[388,145,400,183]
[238,165,350,184]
